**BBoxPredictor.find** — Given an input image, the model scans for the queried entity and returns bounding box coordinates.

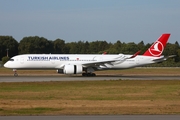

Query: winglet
[102,52,107,55]
[143,33,170,57]
[129,50,141,58]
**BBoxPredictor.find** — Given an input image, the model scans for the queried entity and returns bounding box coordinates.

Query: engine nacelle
[57,64,83,74]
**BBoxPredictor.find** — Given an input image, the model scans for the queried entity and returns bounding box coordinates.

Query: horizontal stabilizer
[153,55,176,62]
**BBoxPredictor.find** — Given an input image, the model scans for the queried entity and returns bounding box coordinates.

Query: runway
[0,75,180,82]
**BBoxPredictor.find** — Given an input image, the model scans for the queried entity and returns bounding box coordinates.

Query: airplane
[4,33,175,77]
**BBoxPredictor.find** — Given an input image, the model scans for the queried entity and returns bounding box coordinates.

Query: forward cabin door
[20,56,24,64]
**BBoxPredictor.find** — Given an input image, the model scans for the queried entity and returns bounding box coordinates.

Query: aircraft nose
[4,62,9,68]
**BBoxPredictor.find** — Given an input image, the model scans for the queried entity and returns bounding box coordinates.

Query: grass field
[0,80,180,115]
[0,67,180,115]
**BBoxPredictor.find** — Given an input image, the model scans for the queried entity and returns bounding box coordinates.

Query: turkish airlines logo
[148,41,164,56]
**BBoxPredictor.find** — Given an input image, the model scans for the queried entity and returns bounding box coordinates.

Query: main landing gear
[82,72,96,76]
[13,69,18,77]
[82,67,96,76]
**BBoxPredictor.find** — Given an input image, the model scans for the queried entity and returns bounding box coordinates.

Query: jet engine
[57,64,83,74]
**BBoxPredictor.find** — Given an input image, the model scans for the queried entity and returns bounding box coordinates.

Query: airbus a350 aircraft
[4,33,174,76]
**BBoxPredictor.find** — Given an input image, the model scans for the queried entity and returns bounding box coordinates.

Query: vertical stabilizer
[143,34,170,57]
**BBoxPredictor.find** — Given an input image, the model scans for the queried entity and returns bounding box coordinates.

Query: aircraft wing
[57,51,140,69]
[82,59,121,67]
[82,51,140,68]
[57,58,122,69]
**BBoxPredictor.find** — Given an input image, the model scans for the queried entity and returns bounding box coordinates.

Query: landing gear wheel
[82,73,86,76]
[14,73,18,77]
[92,73,96,76]
[82,73,96,77]
[13,69,18,77]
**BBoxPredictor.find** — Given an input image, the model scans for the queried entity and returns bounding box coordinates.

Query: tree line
[0,36,180,66]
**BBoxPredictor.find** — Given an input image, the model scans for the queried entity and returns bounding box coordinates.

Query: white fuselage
[3,33,171,76]
[4,54,160,70]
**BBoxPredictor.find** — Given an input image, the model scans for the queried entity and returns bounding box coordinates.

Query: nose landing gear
[13,69,18,77]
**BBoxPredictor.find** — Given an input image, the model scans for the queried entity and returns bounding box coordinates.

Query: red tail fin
[143,33,170,57]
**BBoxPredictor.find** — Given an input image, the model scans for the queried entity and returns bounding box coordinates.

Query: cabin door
[20,57,24,64]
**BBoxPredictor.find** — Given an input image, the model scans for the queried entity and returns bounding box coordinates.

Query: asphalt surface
[0,75,180,82]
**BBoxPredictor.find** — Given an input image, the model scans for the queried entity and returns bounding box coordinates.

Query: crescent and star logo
[148,41,164,56]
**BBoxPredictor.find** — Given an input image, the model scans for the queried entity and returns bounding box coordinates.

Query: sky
[0,0,180,44]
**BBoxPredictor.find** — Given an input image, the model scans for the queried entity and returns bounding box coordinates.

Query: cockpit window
[9,59,14,61]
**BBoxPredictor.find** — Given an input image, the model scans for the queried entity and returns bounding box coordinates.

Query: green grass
[0,80,180,115]
[0,80,180,101]
[0,107,64,115]
[1,67,180,115]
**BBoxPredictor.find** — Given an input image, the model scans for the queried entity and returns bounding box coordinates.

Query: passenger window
[9,59,14,61]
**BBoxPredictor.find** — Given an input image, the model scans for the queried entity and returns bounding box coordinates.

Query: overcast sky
[0,0,180,43]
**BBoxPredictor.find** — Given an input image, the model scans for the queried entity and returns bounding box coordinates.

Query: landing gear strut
[13,69,18,77]
[82,67,96,76]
